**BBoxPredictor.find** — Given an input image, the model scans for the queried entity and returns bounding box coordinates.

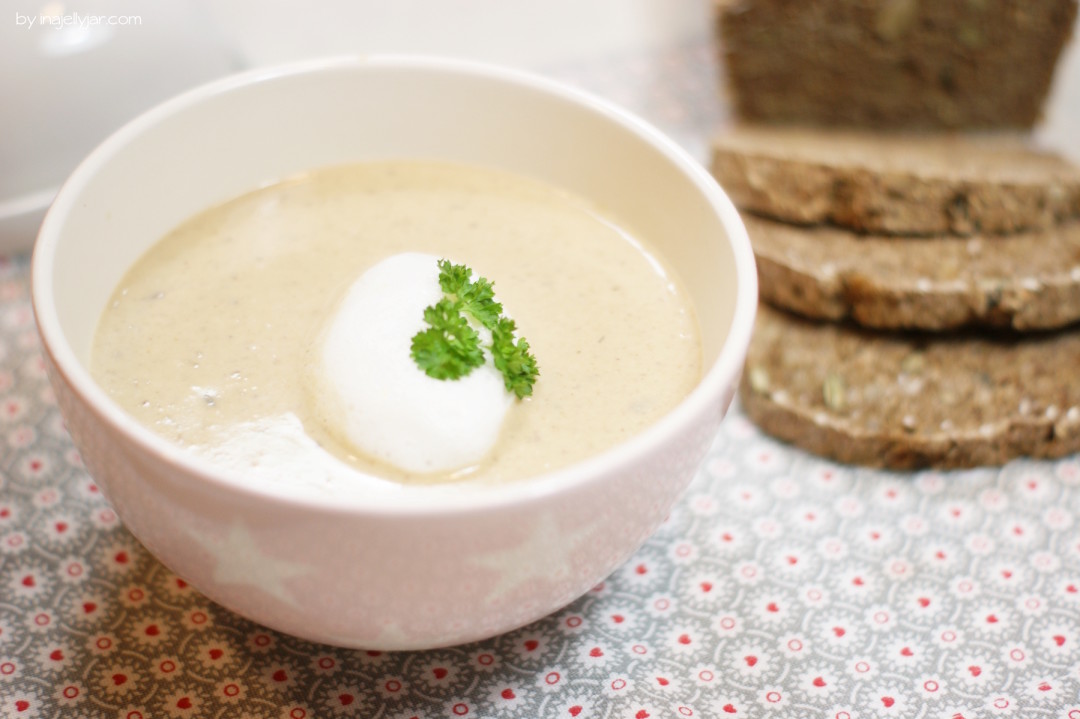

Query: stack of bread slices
[712,128,1080,468]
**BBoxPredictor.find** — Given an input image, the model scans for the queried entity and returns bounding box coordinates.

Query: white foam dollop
[190,413,400,498]
[313,252,513,474]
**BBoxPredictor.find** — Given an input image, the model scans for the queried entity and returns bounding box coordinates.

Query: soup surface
[91,161,701,487]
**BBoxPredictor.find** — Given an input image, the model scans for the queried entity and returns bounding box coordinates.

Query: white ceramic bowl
[32,57,756,650]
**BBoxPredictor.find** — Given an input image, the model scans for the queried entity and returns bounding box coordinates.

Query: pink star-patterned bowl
[31,57,757,649]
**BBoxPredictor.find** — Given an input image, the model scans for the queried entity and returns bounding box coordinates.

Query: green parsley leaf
[457,275,502,330]
[436,259,472,296]
[436,259,503,330]
[491,317,540,399]
[410,298,485,379]
[411,259,539,398]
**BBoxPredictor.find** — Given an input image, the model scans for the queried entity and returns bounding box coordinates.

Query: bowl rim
[32,54,758,516]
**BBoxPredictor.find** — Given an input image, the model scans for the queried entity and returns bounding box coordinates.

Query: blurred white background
[206,0,711,69]
[0,0,714,253]
[2,0,1077,254]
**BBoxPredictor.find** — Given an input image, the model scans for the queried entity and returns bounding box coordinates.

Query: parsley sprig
[410,260,539,398]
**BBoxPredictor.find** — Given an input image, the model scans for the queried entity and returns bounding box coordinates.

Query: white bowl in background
[0,0,238,254]
[32,56,756,649]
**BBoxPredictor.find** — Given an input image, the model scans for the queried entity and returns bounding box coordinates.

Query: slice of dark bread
[712,128,1080,236]
[741,304,1080,469]
[746,214,1080,331]
[717,0,1078,129]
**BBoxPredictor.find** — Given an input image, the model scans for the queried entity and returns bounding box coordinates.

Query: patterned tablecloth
[4,39,1080,719]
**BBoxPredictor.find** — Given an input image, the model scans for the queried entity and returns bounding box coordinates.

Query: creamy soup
[91,161,701,487]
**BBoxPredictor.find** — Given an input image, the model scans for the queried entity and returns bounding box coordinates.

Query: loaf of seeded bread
[717,0,1078,129]
[712,127,1080,235]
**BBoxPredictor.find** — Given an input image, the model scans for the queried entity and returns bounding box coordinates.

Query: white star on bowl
[472,513,595,603]
[190,523,309,608]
